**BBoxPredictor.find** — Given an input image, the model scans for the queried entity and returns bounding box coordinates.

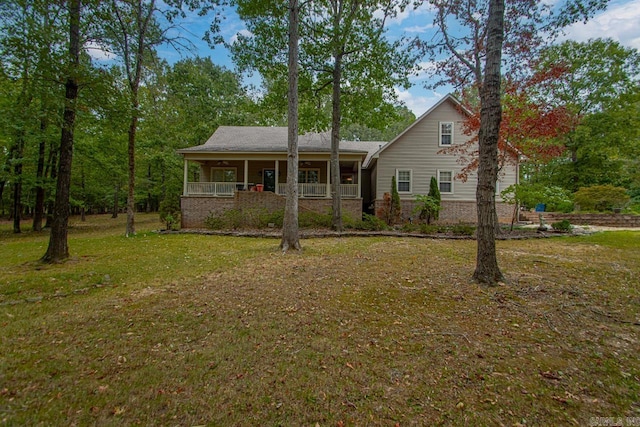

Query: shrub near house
[574,185,630,212]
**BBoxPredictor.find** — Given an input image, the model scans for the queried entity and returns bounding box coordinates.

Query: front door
[263,169,276,192]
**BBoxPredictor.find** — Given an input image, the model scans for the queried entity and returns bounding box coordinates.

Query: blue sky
[155,0,640,117]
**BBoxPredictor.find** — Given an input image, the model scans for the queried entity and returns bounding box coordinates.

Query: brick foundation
[373,199,513,224]
[181,196,235,229]
[181,192,363,228]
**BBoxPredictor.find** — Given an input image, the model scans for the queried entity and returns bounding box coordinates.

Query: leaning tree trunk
[330,52,343,231]
[42,0,80,263]
[280,0,301,252]
[472,0,505,285]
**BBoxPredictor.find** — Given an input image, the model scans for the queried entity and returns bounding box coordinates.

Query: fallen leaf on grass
[111,406,126,415]
[540,371,562,381]
[551,395,568,404]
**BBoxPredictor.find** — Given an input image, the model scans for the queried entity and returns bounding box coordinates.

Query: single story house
[178,126,382,228]
[178,94,518,228]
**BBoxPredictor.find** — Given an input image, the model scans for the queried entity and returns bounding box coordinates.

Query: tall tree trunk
[44,139,58,228]
[42,0,80,263]
[280,0,301,252]
[121,0,155,236]
[126,106,137,236]
[33,118,47,231]
[472,0,505,285]
[330,52,343,231]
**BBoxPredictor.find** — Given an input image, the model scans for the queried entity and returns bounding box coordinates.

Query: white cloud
[410,61,439,82]
[374,0,434,26]
[395,87,444,116]
[85,41,116,61]
[560,0,640,50]
[405,24,433,33]
[229,29,253,45]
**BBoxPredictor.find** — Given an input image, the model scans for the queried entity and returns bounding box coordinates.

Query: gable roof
[371,94,470,161]
[178,126,380,157]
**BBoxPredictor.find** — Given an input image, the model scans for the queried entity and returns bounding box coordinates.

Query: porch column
[326,160,331,198]
[275,159,279,194]
[183,158,188,196]
[357,160,362,198]
[244,160,249,190]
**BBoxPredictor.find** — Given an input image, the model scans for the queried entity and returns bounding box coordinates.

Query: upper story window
[439,122,453,146]
[396,169,412,193]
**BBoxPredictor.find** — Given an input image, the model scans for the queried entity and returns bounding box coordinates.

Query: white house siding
[373,96,518,223]
[376,98,475,201]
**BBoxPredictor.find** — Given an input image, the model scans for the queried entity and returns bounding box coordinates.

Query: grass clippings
[1,214,639,426]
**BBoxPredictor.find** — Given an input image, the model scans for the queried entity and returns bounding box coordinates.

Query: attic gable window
[439,122,453,146]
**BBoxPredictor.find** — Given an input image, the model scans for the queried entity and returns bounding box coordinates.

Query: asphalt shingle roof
[177,126,383,161]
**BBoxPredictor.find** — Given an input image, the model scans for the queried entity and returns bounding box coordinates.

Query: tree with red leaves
[444,68,581,184]
[421,0,611,285]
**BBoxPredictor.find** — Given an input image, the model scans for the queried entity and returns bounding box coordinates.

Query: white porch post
[275,159,279,194]
[357,160,362,198]
[244,160,249,190]
[183,158,188,196]
[326,160,331,198]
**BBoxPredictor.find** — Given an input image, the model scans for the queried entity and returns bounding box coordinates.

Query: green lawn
[1,214,639,426]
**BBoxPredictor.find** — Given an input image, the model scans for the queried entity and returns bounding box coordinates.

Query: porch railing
[186,182,359,198]
[187,182,243,196]
[340,184,358,198]
[275,183,359,198]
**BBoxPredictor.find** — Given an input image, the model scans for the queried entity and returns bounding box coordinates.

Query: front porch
[182,158,362,199]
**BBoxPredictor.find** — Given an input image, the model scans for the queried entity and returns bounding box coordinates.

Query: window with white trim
[396,169,412,193]
[211,167,237,182]
[298,168,320,184]
[439,122,453,146]
[438,170,453,193]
